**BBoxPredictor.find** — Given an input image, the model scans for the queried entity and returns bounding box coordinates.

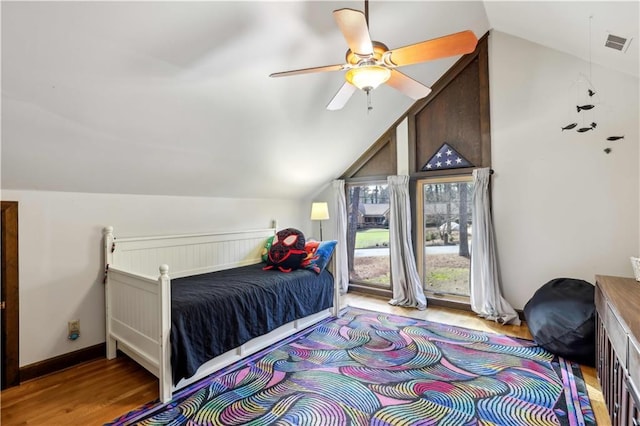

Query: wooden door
[1,201,19,389]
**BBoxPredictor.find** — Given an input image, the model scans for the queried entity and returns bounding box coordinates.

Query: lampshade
[310,202,330,221]
[345,65,391,91]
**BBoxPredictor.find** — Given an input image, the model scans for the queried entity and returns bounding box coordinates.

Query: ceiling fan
[269,1,478,110]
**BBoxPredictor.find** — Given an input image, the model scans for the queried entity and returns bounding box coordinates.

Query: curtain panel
[387,175,427,310]
[332,180,349,294]
[470,168,520,325]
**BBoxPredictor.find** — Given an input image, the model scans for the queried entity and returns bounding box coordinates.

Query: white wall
[489,31,639,308]
[1,189,309,366]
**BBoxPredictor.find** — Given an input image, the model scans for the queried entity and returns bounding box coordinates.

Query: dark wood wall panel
[340,32,490,181]
[415,59,481,170]
[408,33,491,177]
[341,130,396,179]
[352,137,395,178]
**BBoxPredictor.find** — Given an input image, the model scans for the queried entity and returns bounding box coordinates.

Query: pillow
[300,241,320,269]
[302,240,337,274]
[261,235,274,262]
[263,228,306,273]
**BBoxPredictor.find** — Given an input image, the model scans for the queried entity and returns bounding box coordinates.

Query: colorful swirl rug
[108,307,594,425]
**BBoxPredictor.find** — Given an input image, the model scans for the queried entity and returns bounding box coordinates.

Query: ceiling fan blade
[386,70,432,100]
[333,8,374,56]
[270,64,345,78]
[326,82,357,110]
[387,30,478,67]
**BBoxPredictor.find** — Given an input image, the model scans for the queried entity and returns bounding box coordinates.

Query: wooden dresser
[595,275,640,425]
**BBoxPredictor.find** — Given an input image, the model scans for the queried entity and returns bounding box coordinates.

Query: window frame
[415,175,474,296]
[345,179,392,291]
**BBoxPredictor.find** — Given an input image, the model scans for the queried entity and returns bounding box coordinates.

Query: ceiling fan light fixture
[345,65,391,91]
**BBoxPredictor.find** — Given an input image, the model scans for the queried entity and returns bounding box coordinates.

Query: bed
[103,226,339,403]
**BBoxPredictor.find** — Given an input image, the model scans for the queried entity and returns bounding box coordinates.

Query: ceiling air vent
[604,33,632,52]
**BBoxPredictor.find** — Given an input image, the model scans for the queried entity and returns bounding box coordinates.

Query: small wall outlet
[68,320,80,340]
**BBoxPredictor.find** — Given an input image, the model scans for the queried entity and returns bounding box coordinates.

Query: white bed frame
[103,226,339,403]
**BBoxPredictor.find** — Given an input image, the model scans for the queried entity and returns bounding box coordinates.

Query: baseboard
[428,296,527,324]
[426,296,471,311]
[350,287,527,324]
[20,343,105,382]
[347,284,393,299]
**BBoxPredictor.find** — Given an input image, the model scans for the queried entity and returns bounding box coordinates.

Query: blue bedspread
[170,263,334,384]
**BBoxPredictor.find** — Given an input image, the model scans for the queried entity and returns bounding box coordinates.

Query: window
[346,182,391,288]
[416,177,473,297]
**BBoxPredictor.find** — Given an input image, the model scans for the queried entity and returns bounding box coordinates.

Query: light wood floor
[1,293,610,425]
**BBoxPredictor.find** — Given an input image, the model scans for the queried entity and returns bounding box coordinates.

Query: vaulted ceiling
[2,1,638,199]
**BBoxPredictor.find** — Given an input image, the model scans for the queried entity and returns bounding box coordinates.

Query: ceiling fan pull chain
[367,90,373,112]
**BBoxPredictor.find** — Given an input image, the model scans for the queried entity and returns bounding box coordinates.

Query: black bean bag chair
[523,278,595,366]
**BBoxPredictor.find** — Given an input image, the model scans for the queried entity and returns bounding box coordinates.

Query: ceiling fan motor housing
[345,41,390,66]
